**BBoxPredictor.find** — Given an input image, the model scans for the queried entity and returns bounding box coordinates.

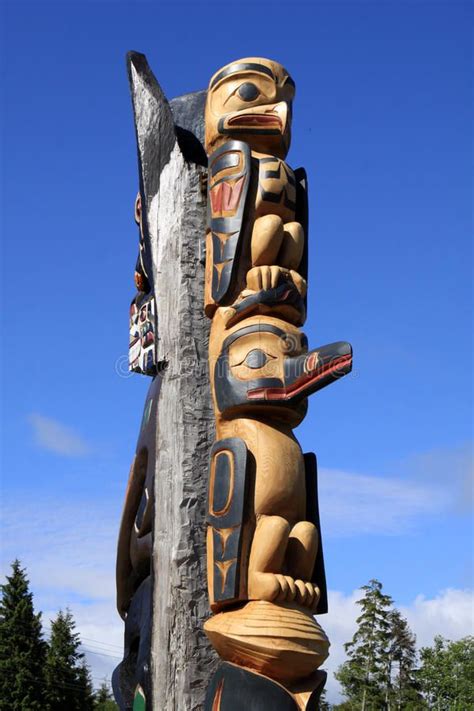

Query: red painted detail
[212,679,224,711]
[210,184,223,213]
[228,113,282,129]
[210,177,244,216]
[247,354,352,401]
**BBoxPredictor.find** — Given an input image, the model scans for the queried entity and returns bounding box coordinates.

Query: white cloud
[319,467,445,537]
[1,495,123,689]
[28,412,92,456]
[322,587,474,704]
[400,588,474,647]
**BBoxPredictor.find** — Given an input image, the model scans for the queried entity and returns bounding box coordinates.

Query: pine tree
[0,560,47,710]
[335,579,393,711]
[94,680,119,710]
[387,609,421,709]
[418,635,474,710]
[44,608,95,711]
[318,685,331,710]
[77,661,95,711]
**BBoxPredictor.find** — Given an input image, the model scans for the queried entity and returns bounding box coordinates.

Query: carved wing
[208,140,251,303]
[207,437,249,609]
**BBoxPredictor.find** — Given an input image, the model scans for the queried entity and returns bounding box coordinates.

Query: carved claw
[246,266,307,297]
[249,572,320,609]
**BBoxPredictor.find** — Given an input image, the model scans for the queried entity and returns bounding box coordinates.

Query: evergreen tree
[94,680,119,710]
[387,609,421,709]
[335,579,393,711]
[44,608,95,711]
[418,635,474,710]
[318,685,331,710]
[77,661,95,711]
[0,559,47,710]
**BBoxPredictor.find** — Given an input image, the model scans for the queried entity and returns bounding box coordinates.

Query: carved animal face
[213,318,352,424]
[205,57,295,158]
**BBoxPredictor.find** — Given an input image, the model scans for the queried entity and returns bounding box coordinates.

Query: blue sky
[1,0,472,700]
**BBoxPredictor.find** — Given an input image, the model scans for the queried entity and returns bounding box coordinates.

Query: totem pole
[203,58,352,709]
[114,53,352,711]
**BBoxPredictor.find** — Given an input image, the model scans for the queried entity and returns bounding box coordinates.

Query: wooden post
[114,53,217,710]
[150,95,217,711]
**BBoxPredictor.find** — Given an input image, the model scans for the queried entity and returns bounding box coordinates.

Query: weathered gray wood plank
[151,141,216,710]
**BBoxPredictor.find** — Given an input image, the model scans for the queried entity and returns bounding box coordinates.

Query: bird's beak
[247,341,352,402]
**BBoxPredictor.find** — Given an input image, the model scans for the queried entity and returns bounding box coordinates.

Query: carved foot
[249,572,320,610]
[246,265,307,297]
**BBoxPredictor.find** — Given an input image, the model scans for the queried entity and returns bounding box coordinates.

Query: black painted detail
[207,438,248,529]
[244,349,268,369]
[112,576,152,710]
[210,62,275,89]
[204,663,298,710]
[304,453,328,615]
[237,82,260,101]
[261,162,296,186]
[207,438,248,604]
[212,151,240,175]
[208,141,251,304]
[259,185,296,211]
[294,167,309,314]
[228,282,305,326]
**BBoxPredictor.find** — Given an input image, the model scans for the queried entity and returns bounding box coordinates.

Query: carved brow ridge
[210,62,294,90]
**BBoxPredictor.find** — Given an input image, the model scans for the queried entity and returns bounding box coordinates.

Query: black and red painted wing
[208,140,251,304]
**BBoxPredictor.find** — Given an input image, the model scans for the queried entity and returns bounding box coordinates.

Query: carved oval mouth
[228,114,282,129]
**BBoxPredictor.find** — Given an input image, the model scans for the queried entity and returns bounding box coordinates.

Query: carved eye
[243,349,268,369]
[237,82,260,102]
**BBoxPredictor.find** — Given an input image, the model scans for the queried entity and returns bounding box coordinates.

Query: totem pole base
[205,662,327,710]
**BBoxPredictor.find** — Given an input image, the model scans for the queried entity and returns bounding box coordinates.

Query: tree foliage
[94,680,119,710]
[387,609,421,709]
[335,579,394,710]
[418,635,474,710]
[44,608,95,711]
[0,560,47,710]
[0,561,120,710]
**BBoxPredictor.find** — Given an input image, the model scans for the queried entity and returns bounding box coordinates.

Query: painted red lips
[228,114,282,129]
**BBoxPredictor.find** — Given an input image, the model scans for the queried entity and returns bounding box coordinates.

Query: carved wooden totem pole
[114,53,352,711]
[202,58,352,709]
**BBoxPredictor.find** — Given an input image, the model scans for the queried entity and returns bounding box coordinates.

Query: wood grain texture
[150,141,218,710]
